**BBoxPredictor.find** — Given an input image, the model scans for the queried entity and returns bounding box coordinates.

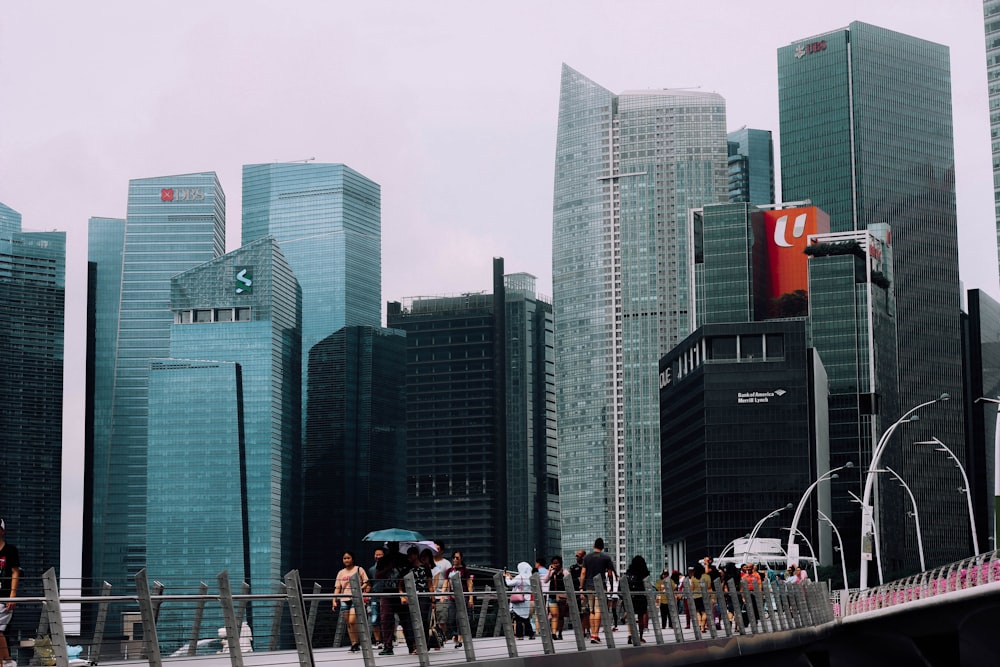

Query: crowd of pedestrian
[333,537,815,656]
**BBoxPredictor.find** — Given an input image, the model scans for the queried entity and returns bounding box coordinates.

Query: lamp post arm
[928,438,980,555]
[819,510,848,591]
[883,466,925,571]
[787,463,850,565]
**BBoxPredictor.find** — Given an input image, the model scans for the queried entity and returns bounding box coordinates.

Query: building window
[194,309,213,323]
[708,336,737,360]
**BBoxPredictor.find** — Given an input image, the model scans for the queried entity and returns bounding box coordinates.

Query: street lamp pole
[916,436,980,556]
[859,393,949,590]
[784,527,819,580]
[743,503,793,564]
[818,510,848,592]
[873,466,925,571]
[974,396,1000,546]
[787,462,854,568]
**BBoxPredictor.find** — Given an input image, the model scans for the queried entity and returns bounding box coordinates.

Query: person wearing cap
[0,519,20,667]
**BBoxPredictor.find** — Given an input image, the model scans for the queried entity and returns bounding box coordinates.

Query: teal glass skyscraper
[0,202,65,634]
[552,64,728,568]
[147,237,299,645]
[726,127,775,205]
[984,1,1000,277]
[779,22,968,567]
[242,163,381,434]
[88,173,225,599]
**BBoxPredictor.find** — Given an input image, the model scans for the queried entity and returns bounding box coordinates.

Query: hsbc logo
[794,40,827,59]
[160,188,206,202]
[773,212,808,248]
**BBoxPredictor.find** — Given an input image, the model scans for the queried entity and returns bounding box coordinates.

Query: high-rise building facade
[806,227,900,570]
[726,127,775,206]
[659,320,828,569]
[301,325,406,581]
[88,173,225,599]
[0,202,65,634]
[553,64,729,568]
[779,23,968,568]
[984,1,1000,278]
[145,237,300,646]
[242,163,381,436]
[388,259,559,567]
[964,289,1000,550]
[149,238,300,583]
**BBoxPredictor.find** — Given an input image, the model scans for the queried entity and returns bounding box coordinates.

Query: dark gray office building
[387,258,559,567]
[659,319,828,569]
[301,325,407,581]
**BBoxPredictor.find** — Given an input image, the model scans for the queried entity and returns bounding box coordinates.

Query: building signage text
[794,40,827,59]
[161,188,206,202]
[737,389,786,404]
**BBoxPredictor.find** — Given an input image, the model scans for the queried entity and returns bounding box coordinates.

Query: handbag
[427,609,442,649]
[510,593,525,603]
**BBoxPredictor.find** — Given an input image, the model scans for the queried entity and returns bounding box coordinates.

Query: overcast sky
[1,1,997,583]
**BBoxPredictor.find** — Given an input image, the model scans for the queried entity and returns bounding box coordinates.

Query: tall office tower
[88,173,225,602]
[0,202,65,634]
[242,163,381,437]
[659,320,827,569]
[985,1,1000,278]
[964,290,1000,549]
[387,258,560,567]
[806,227,900,571]
[726,128,775,206]
[146,237,301,646]
[145,237,300,644]
[553,64,728,568]
[779,23,968,567]
[301,326,406,582]
[503,272,560,563]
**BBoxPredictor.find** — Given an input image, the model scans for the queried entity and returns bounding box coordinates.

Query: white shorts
[0,607,12,631]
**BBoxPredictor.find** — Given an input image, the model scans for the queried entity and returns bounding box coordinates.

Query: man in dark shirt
[0,519,20,667]
[578,538,616,643]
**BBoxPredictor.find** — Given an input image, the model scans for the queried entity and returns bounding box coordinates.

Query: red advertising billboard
[752,206,829,319]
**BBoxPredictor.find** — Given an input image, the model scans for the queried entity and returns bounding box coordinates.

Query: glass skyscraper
[146,237,300,648]
[984,1,1000,278]
[88,173,225,602]
[301,325,406,582]
[726,127,775,206]
[242,163,381,436]
[0,202,65,636]
[552,64,728,568]
[779,22,968,567]
[806,227,900,571]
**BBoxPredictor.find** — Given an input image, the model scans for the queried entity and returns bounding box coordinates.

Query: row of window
[175,308,252,324]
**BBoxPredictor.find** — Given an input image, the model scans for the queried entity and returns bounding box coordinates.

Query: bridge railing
[844,548,1000,616]
[9,568,839,667]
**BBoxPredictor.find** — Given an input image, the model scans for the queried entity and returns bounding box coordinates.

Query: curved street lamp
[859,392,949,589]
[873,466,925,571]
[916,436,979,556]
[717,534,750,563]
[782,526,819,580]
[743,503,793,564]
[786,462,854,568]
[817,510,848,592]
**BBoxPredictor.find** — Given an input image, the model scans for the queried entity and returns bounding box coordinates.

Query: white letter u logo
[774,213,807,247]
